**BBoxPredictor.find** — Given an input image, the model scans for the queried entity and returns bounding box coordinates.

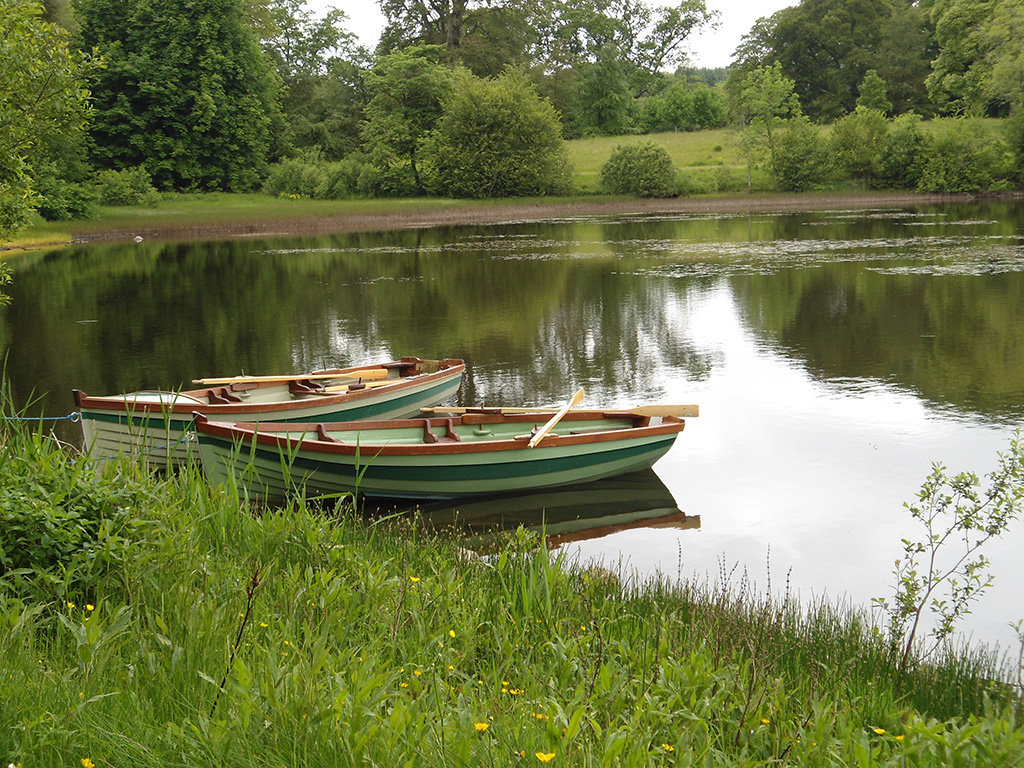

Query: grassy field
[2,397,1023,766]
[566,128,750,193]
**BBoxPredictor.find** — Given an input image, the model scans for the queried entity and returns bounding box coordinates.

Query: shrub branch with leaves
[875,431,1024,674]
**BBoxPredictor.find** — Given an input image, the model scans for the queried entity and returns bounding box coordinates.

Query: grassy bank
[6,117,1015,253]
[2,404,1022,766]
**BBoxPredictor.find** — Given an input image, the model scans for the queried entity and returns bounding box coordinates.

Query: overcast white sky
[329,0,795,69]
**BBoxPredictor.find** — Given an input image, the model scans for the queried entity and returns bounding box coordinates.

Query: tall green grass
[1,392,1022,766]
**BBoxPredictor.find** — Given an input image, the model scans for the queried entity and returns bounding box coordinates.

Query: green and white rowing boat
[194,406,691,501]
[73,357,464,468]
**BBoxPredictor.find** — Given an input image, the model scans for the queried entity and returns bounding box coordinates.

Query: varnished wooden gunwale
[72,358,465,416]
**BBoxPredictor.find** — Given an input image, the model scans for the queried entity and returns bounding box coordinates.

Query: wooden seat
[206,388,243,404]
[316,424,340,443]
[422,418,461,443]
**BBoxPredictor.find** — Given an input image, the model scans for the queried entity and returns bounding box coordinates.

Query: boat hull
[195,412,686,500]
[74,358,464,467]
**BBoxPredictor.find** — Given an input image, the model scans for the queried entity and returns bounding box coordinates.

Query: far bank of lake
[6,190,1021,253]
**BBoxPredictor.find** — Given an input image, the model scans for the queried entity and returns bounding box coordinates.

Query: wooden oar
[193,368,389,386]
[421,403,700,418]
[320,377,400,393]
[528,387,584,448]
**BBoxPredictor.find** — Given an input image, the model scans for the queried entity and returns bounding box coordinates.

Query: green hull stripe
[228,436,675,485]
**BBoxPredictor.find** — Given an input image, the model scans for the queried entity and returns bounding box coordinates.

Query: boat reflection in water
[370,469,699,550]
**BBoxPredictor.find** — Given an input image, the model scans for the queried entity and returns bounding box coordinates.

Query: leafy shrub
[263,153,378,199]
[93,166,161,207]
[317,154,376,199]
[30,145,97,220]
[0,435,144,602]
[263,153,326,198]
[33,178,97,221]
[917,119,1013,192]
[770,116,832,191]
[1005,111,1024,185]
[877,112,928,189]
[600,142,677,198]
[427,67,573,198]
[830,106,889,186]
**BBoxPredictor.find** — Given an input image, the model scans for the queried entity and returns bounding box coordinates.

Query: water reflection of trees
[2,226,718,417]
[731,262,1024,420]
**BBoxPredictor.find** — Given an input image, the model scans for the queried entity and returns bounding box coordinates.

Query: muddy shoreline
[15,190,1024,249]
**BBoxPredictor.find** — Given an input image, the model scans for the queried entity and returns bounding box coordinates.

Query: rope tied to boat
[0,411,81,423]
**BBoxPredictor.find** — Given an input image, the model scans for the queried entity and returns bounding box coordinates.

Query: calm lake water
[4,200,1024,651]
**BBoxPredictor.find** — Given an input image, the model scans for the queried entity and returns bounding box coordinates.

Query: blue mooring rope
[0,411,81,423]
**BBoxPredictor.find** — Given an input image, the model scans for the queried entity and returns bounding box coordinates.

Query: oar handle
[528,387,585,448]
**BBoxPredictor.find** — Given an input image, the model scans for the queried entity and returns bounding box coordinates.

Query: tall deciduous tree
[79,0,282,191]
[425,67,571,197]
[925,0,994,114]
[980,0,1024,111]
[260,0,366,157]
[927,0,1024,116]
[0,0,93,239]
[362,45,452,195]
[733,0,931,121]
[574,47,634,136]
[729,63,801,190]
[379,0,469,49]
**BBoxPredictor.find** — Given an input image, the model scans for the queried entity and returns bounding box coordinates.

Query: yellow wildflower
[761,718,770,725]
[449,629,456,637]
[661,744,674,752]
[895,735,905,741]
[67,602,75,609]
[873,728,886,735]
[474,722,489,732]
[413,669,422,677]
[81,760,95,768]
[86,604,95,612]
[400,682,409,688]
[410,576,421,582]
[536,753,555,763]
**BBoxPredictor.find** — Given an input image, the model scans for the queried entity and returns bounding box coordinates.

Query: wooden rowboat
[73,357,465,467]
[193,408,690,500]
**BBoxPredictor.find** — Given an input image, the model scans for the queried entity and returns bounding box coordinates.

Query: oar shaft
[320,377,399,393]
[193,368,388,386]
[422,404,699,418]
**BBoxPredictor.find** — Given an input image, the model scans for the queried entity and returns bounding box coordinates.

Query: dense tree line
[2,0,1024,242]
